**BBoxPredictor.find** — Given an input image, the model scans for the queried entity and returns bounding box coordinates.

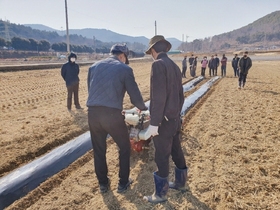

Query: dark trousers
[233,67,239,77]
[67,83,80,109]
[153,118,186,178]
[221,66,226,76]
[201,67,206,76]
[209,68,214,76]
[239,72,248,87]
[88,106,130,186]
[214,67,218,76]
[182,67,187,77]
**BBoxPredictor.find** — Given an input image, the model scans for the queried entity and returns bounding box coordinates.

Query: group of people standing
[182,54,198,78]
[181,51,252,88]
[61,35,188,204]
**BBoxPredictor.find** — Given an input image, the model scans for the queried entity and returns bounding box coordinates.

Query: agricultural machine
[124,110,152,152]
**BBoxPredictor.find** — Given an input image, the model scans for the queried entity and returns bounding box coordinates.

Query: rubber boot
[169,166,188,192]
[143,172,169,204]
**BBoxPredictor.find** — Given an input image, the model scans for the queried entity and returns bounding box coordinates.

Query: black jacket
[61,60,80,87]
[232,57,240,69]
[213,57,220,68]
[149,52,184,126]
[239,56,252,74]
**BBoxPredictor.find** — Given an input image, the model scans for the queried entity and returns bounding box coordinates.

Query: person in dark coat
[220,54,228,77]
[61,52,82,110]
[190,56,198,77]
[238,51,252,89]
[208,55,215,76]
[232,54,240,77]
[143,35,188,204]
[181,56,187,78]
[213,54,220,76]
[188,54,194,73]
[87,44,147,194]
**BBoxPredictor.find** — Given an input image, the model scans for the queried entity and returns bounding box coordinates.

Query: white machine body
[124,110,151,141]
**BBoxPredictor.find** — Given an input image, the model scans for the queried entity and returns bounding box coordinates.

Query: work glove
[146,125,159,137]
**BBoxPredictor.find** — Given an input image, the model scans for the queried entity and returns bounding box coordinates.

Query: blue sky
[0,0,279,41]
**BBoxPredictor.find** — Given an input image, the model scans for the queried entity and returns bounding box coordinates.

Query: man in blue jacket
[87,44,147,194]
[61,52,82,110]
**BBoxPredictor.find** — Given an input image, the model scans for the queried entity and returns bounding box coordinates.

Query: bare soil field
[1,56,280,209]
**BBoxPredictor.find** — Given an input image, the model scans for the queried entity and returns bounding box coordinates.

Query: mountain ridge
[179,10,280,52]
[23,24,182,50]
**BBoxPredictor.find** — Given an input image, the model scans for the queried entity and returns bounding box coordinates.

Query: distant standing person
[190,56,197,77]
[238,51,252,89]
[208,55,215,77]
[201,56,208,77]
[143,35,188,204]
[182,56,187,78]
[61,52,82,110]
[213,54,219,76]
[188,54,194,74]
[87,44,147,194]
[220,54,227,77]
[232,54,240,77]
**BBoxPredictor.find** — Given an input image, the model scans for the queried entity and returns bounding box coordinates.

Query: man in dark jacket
[220,54,227,77]
[143,35,188,204]
[87,44,147,194]
[232,54,240,77]
[188,54,194,73]
[238,51,252,89]
[181,56,187,78]
[61,52,82,110]
[208,55,215,76]
[213,54,220,76]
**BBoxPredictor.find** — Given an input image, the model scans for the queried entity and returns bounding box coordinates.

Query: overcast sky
[0,0,279,42]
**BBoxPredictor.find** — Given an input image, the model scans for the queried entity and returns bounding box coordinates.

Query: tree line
[0,37,112,53]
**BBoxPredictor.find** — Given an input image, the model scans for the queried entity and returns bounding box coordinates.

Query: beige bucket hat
[145,35,172,54]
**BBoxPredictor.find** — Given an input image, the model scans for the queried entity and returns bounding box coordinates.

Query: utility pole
[93,36,96,52]
[4,20,11,42]
[185,35,189,52]
[65,0,70,53]
[155,21,157,35]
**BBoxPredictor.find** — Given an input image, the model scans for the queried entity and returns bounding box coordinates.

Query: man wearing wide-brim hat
[145,35,171,55]
[143,35,188,204]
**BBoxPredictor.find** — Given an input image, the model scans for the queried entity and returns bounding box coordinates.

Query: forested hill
[216,10,280,45]
[0,21,182,52]
[180,10,280,52]
[0,20,148,52]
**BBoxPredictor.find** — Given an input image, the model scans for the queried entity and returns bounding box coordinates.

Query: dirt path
[2,58,280,209]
